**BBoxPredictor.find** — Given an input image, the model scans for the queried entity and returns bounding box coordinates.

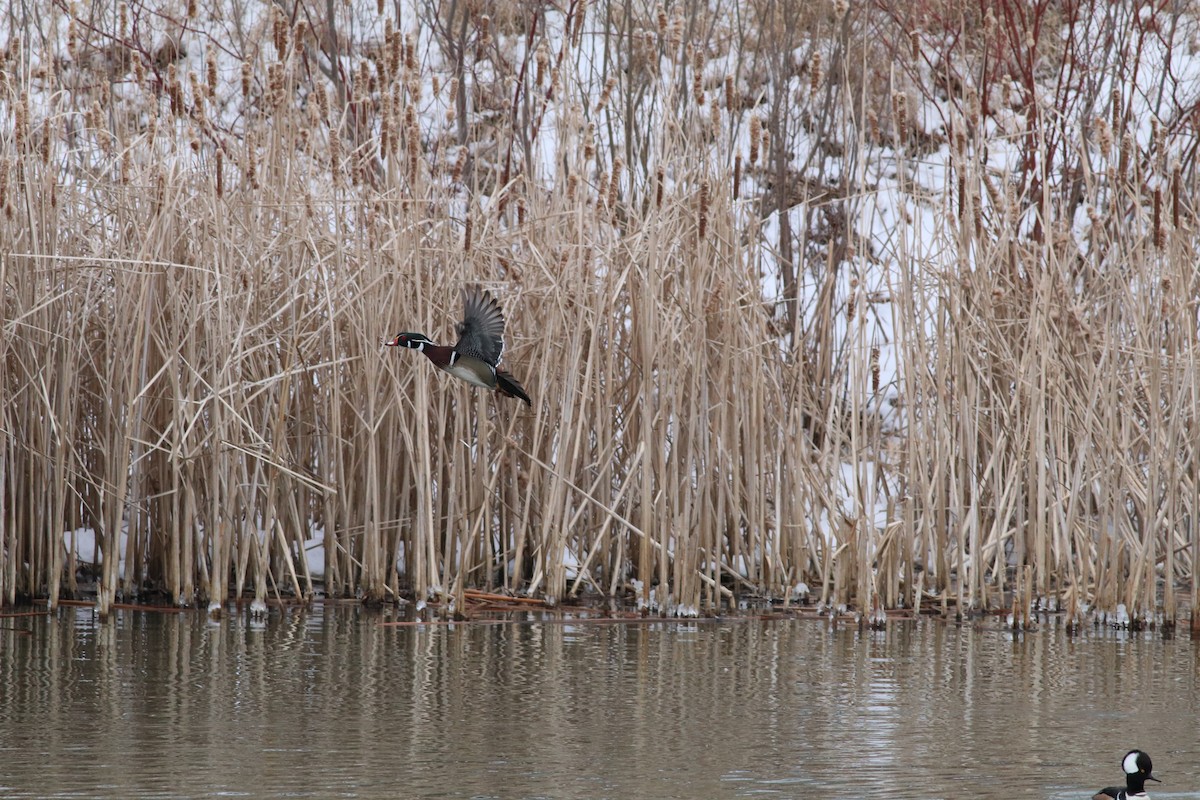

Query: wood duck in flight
[385,285,532,406]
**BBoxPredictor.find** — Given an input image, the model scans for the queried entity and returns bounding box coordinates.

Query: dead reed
[1,0,1197,625]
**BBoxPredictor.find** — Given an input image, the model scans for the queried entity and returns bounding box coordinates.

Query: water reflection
[1,608,1198,800]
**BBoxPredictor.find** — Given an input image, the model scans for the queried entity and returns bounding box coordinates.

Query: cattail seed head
[273,8,289,56]
[215,148,223,197]
[656,4,667,36]
[584,121,596,161]
[205,51,218,98]
[479,15,492,52]
[572,0,587,44]
[241,60,252,99]
[328,128,340,185]
[463,213,473,253]
[609,157,623,208]
[1153,187,1164,248]
[748,116,761,165]
[891,91,907,142]
[1172,164,1182,230]
[536,43,548,87]
[655,164,665,208]
[698,180,710,240]
[733,153,742,201]
[724,75,736,109]
[810,50,823,93]
[1095,117,1113,156]
[871,347,880,393]
[407,122,419,181]
[596,75,617,113]
[451,146,467,183]
[667,6,683,55]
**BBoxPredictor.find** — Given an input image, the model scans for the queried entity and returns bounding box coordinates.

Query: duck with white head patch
[1093,750,1159,800]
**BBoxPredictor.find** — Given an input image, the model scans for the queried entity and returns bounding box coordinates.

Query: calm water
[1,606,1198,800]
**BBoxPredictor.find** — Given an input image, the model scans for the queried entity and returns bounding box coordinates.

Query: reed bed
[1,0,1198,624]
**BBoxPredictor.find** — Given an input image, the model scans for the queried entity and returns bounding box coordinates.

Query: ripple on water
[2,610,1199,799]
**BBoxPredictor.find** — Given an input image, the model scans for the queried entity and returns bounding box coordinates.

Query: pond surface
[1,605,1198,800]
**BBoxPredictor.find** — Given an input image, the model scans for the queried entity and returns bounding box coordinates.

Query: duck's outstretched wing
[454,285,506,366]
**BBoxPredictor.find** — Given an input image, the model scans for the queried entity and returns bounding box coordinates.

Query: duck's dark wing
[1092,788,1126,800]
[454,285,506,366]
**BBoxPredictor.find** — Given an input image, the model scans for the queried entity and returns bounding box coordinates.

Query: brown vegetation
[1,0,1198,625]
